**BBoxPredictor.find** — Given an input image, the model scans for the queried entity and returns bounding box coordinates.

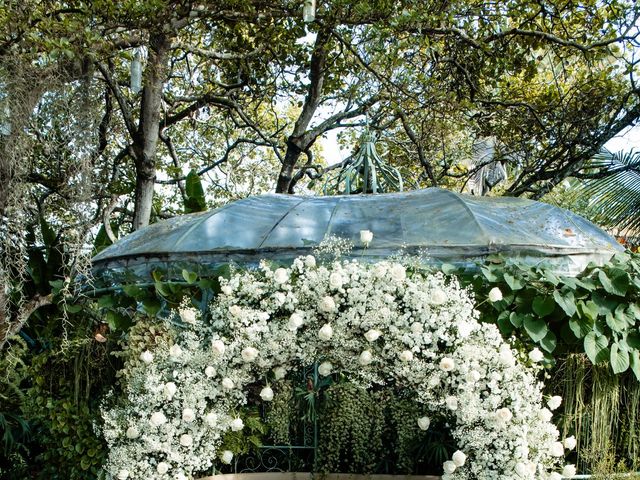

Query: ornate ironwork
[324,131,404,195]
[234,363,320,474]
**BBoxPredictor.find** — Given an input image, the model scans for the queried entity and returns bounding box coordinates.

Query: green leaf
[481,265,499,282]
[440,263,457,275]
[540,330,557,353]
[630,351,640,381]
[584,332,610,364]
[524,316,548,342]
[40,215,57,248]
[504,272,524,291]
[569,316,592,339]
[591,292,618,316]
[106,311,131,331]
[122,284,144,299]
[626,331,640,349]
[578,300,599,322]
[497,314,514,336]
[598,268,629,297]
[509,312,524,328]
[532,296,555,317]
[184,169,207,213]
[553,289,577,316]
[182,269,198,284]
[142,298,162,316]
[610,343,630,374]
[605,305,631,333]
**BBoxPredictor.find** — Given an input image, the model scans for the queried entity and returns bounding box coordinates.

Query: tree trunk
[132,32,171,230]
[275,29,331,194]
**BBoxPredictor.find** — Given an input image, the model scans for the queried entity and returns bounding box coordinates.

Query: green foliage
[23,336,113,480]
[219,408,267,457]
[265,380,294,445]
[470,253,640,379]
[184,169,207,214]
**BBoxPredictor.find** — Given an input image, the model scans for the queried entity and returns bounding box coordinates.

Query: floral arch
[102,256,575,480]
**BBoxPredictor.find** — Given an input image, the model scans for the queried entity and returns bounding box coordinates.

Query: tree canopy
[1,0,640,342]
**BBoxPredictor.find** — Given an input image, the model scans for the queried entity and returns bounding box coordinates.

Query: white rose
[550,441,565,457]
[221,450,234,464]
[260,386,274,401]
[526,462,536,475]
[221,285,233,295]
[411,322,424,334]
[169,344,183,359]
[125,426,139,439]
[538,408,553,422]
[139,350,154,364]
[163,382,177,400]
[182,408,195,423]
[547,395,562,411]
[222,377,234,390]
[549,473,563,480]
[399,350,414,362]
[175,473,187,480]
[364,329,382,342]
[204,412,218,427]
[488,287,503,302]
[417,416,430,430]
[514,462,527,477]
[443,461,456,474]
[241,346,259,362]
[373,264,387,278]
[430,289,447,305]
[157,462,170,474]
[273,366,287,380]
[304,255,316,268]
[288,312,304,331]
[439,357,455,372]
[562,464,577,478]
[318,361,333,377]
[329,272,344,289]
[117,470,130,480]
[205,366,216,378]
[501,352,516,369]
[273,268,289,284]
[528,347,544,362]
[319,296,336,313]
[318,323,333,341]
[230,417,244,432]
[452,450,466,467]
[179,308,197,324]
[389,264,406,282]
[465,370,481,383]
[179,434,193,447]
[563,436,577,450]
[211,339,226,356]
[445,396,458,410]
[495,407,513,423]
[358,350,373,366]
[150,411,167,427]
[360,229,373,245]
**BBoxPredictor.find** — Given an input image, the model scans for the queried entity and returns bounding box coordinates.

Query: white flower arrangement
[102,256,572,480]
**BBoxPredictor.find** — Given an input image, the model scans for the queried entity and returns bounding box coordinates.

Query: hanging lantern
[303,0,316,23]
[130,50,142,94]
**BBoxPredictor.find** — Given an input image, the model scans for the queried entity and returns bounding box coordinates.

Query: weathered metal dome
[92,188,623,284]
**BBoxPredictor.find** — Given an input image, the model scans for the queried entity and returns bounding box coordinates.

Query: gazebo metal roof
[92,188,623,283]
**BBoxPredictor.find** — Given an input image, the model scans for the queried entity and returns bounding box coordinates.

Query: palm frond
[575,149,640,233]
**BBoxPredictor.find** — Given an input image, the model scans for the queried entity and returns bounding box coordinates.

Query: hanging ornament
[130,50,142,94]
[303,0,316,23]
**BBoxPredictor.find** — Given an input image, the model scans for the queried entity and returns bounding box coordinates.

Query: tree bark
[275,29,331,194]
[131,32,171,230]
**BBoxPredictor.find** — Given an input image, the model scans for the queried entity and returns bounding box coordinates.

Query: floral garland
[102,255,577,480]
